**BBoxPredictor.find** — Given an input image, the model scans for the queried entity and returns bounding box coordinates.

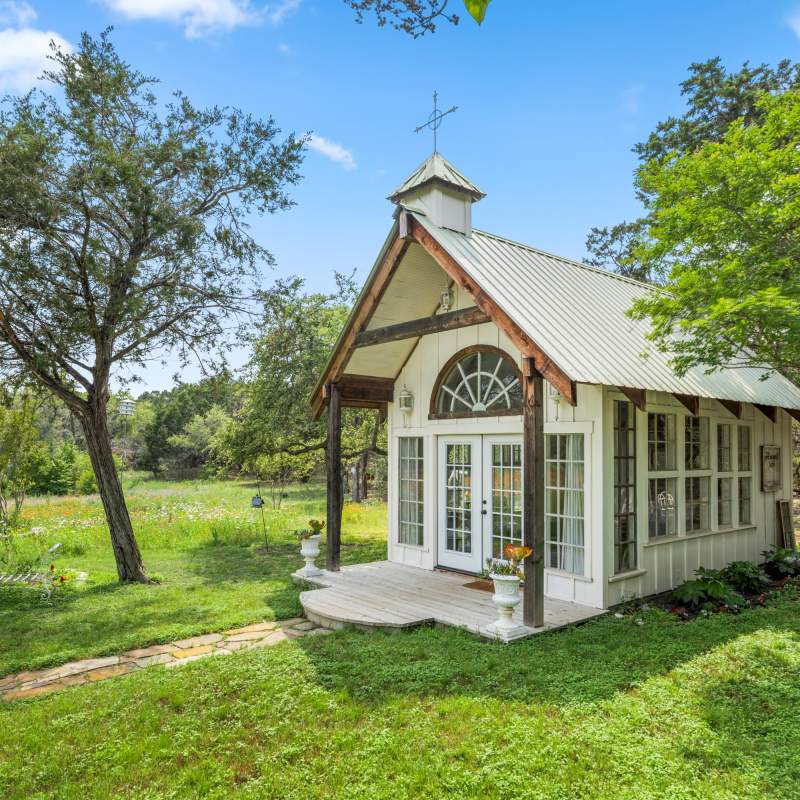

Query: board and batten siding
[386,283,606,609]
[602,388,794,607]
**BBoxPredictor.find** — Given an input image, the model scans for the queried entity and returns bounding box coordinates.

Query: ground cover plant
[1,582,799,799]
[0,477,386,675]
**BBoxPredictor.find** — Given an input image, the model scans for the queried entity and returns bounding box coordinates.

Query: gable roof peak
[388,153,485,203]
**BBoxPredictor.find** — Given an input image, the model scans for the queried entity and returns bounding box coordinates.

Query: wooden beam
[310,223,410,419]
[784,408,800,424]
[408,215,577,406]
[326,382,342,572]
[336,374,394,404]
[674,393,700,416]
[754,403,777,423]
[354,306,490,349]
[718,399,743,419]
[617,386,646,411]
[522,359,545,629]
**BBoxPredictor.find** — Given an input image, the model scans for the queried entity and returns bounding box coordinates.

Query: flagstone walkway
[0,617,329,702]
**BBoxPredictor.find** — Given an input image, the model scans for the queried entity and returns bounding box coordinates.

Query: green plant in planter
[297,519,325,541]
[484,544,532,579]
[720,560,769,594]
[762,547,800,579]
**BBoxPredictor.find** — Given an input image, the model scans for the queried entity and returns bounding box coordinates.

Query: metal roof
[410,210,800,410]
[389,153,486,203]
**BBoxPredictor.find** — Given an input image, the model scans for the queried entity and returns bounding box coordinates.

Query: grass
[0,477,386,675]
[1,586,799,799]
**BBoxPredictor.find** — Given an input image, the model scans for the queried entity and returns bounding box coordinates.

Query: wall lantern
[439,287,454,313]
[398,385,414,415]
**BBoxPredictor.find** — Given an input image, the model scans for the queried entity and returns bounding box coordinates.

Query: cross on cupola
[414,91,458,155]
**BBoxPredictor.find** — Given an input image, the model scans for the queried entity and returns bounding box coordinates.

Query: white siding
[604,389,794,606]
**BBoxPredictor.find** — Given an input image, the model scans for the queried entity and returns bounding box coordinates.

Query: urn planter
[297,534,323,578]
[483,573,530,642]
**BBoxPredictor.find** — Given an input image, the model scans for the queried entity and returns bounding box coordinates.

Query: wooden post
[326,382,342,572]
[522,360,545,628]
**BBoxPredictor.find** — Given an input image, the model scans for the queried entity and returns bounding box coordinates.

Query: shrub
[720,560,769,594]
[672,567,743,609]
[762,547,800,579]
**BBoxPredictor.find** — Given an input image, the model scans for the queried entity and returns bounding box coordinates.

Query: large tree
[629,90,800,381]
[0,32,304,582]
[217,275,385,497]
[585,58,800,282]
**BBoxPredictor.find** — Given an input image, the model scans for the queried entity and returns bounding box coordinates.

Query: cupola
[388,153,484,236]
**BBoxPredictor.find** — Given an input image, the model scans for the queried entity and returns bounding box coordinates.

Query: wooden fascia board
[407,215,577,406]
[754,403,778,423]
[310,220,409,420]
[717,399,743,418]
[353,306,490,349]
[673,393,700,416]
[617,386,646,411]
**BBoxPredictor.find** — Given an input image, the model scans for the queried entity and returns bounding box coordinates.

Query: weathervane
[414,91,457,154]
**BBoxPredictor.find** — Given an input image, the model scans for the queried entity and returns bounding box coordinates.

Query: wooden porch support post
[522,359,545,629]
[326,382,342,572]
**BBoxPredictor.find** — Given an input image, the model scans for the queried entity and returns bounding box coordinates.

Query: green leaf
[463,0,491,25]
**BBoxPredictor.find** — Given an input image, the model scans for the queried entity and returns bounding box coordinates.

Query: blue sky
[2,0,799,391]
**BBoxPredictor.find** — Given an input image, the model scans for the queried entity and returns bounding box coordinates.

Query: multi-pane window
[738,426,752,471]
[648,477,677,538]
[685,417,710,470]
[717,477,733,527]
[738,476,752,525]
[490,444,522,558]
[545,433,585,575]
[685,476,710,533]
[648,413,676,470]
[444,443,473,553]
[717,424,732,472]
[613,400,637,573]
[398,438,423,545]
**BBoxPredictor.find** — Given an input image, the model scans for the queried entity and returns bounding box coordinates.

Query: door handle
[481,509,488,516]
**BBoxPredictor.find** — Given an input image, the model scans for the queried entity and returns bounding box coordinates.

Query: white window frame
[398,437,424,546]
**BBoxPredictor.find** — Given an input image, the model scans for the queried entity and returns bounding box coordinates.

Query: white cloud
[787,9,800,38]
[307,134,356,170]
[0,1,36,26]
[620,84,644,115]
[265,0,300,25]
[277,41,290,54]
[0,27,71,93]
[102,0,301,39]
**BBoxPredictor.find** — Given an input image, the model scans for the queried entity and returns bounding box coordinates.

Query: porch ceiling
[345,242,456,379]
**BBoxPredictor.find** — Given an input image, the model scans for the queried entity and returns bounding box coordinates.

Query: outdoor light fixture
[439,287,453,313]
[398,385,414,415]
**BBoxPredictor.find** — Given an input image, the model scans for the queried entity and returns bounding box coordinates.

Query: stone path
[0,617,330,702]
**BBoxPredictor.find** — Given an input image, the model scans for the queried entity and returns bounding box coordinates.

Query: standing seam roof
[410,211,800,410]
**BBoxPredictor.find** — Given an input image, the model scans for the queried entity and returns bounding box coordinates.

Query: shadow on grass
[296,597,800,708]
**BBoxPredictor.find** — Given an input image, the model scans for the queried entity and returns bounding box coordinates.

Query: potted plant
[296,519,325,577]
[484,544,532,640]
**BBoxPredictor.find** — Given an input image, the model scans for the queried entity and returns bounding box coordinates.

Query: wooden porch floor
[296,561,605,641]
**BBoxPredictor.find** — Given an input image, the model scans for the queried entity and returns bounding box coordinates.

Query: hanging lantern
[398,386,414,414]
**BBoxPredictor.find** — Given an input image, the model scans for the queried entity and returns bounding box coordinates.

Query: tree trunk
[80,405,149,583]
[351,453,369,502]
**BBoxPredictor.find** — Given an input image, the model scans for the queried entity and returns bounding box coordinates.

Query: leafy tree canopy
[585,57,800,283]
[345,0,490,37]
[629,90,800,381]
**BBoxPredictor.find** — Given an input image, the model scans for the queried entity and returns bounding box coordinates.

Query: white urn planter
[297,534,323,578]
[483,574,529,642]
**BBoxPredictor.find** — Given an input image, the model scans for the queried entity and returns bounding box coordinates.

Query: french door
[437,436,523,573]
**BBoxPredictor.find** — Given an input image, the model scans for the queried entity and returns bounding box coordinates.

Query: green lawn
[1,587,799,799]
[0,478,386,675]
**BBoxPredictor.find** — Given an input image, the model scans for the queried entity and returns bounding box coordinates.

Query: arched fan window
[430,346,522,419]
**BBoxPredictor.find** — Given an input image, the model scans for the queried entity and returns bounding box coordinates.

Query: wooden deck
[296,561,605,642]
